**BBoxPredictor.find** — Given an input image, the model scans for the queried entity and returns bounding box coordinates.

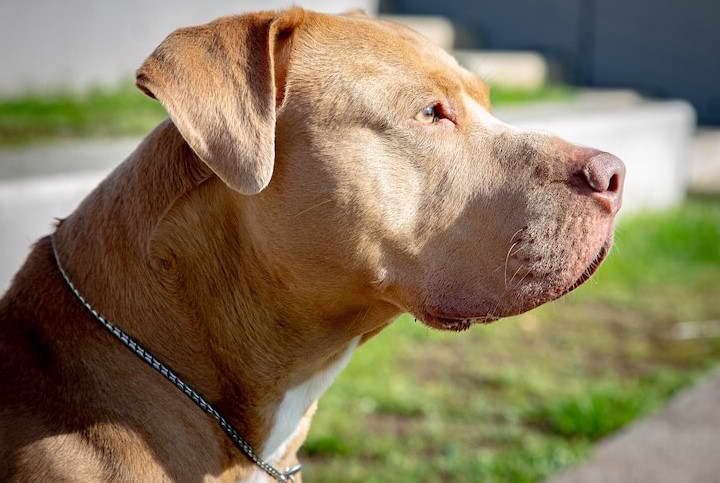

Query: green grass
[301,201,720,482]
[0,83,167,145]
[0,83,573,146]
[490,85,575,106]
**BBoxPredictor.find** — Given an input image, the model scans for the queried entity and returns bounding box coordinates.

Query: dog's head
[137,8,624,331]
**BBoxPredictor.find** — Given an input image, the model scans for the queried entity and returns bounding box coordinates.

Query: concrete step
[497,96,695,215]
[377,16,558,90]
[379,14,455,50]
[377,16,553,90]
[496,89,643,118]
[688,129,720,193]
[454,49,550,90]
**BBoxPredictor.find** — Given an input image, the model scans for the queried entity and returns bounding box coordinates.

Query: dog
[0,8,624,482]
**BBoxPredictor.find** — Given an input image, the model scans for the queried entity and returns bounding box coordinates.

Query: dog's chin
[413,238,612,332]
[556,239,611,297]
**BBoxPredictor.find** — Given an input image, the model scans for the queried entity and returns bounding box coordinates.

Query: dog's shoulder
[0,238,109,480]
[0,238,227,480]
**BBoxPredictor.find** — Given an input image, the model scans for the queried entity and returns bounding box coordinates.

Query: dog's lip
[560,238,611,296]
[416,309,500,331]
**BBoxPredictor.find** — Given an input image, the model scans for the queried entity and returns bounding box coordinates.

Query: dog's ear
[136,10,303,194]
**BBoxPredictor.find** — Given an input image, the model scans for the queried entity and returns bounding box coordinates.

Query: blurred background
[1,1,719,481]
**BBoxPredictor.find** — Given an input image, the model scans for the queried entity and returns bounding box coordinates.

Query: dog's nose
[575,152,625,214]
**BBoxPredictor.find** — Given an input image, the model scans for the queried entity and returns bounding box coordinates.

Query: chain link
[50,235,300,482]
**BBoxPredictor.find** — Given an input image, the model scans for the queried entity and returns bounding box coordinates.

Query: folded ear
[136,10,303,194]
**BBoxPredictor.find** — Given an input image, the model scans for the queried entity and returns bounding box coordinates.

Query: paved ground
[0,138,134,289]
[0,137,138,180]
[550,371,720,483]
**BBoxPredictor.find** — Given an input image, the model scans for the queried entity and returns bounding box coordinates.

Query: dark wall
[383,0,720,125]
[592,0,720,124]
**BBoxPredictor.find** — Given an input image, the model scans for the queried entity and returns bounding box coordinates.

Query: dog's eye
[415,104,440,124]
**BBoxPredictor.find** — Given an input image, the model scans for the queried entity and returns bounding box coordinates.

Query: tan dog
[0,8,624,482]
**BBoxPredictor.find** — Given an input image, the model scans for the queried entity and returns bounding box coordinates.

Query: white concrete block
[454,50,548,90]
[497,99,696,214]
[0,171,109,290]
[0,137,135,290]
[380,15,455,50]
[688,129,720,192]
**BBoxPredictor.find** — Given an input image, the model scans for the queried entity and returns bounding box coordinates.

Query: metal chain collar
[49,235,301,482]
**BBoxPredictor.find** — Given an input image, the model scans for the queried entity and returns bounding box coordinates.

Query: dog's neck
[53,121,395,472]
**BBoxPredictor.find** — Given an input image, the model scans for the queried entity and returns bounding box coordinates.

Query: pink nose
[576,152,626,213]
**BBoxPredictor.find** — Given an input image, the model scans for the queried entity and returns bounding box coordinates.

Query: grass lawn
[0,84,167,146]
[301,201,720,482]
[0,83,573,146]
[489,85,574,106]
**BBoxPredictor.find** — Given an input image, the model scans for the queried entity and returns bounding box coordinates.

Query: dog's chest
[261,337,360,463]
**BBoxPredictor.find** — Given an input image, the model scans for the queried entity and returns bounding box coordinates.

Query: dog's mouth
[417,314,500,332]
[559,238,611,297]
[414,238,612,332]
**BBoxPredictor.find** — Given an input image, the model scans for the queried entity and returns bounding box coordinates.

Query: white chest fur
[261,337,360,462]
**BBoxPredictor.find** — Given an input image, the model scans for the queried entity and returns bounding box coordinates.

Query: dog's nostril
[608,173,620,193]
[580,153,626,194]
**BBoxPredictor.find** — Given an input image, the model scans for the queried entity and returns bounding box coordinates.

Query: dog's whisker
[508,265,524,287]
[509,227,524,245]
[491,299,500,314]
[500,227,527,287]
[513,268,532,290]
[503,241,520,288]
[358,305,371,327]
